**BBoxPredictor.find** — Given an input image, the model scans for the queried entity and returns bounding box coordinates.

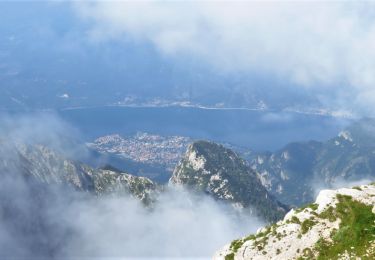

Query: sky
[73,1,375,115]
[1,3,375,257]
[1,1,375,115]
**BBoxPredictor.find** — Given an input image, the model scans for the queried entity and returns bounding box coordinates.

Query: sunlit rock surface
[0,141,160,204]
[170,141,288,222]
[214,183,375,260]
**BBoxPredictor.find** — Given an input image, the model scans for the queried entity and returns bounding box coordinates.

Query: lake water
[58,106,351,151]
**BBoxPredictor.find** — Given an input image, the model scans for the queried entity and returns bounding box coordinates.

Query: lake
[58,106,351,151]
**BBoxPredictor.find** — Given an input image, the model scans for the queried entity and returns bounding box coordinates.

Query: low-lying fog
[0,113,367,258]
[0,113,264,258]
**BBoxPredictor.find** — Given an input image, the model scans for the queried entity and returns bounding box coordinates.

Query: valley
[2,2,375,258]
[0,113,374,258]
[85,118,375,209]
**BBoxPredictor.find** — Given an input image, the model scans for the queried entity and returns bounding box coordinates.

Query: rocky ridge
[0,141,160,204]
[170,140,288,222]
[214,183,375,260]
[250,118,375,206]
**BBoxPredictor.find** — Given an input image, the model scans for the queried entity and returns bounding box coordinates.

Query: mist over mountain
[2,1,375,259]
[1,114,373,258]
[170,141,288,222]
[249,118,375,206]
[0,114,264,258]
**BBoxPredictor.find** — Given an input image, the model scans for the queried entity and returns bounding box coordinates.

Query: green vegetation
[296,248,314,259]
[315,194,375,259]
[291,216,301,224]
[225,187,375,260]
[244,234,256,241]
[225,224,277,259]
[302,248,314,258]
[224,252,234,260]
[229,239,244,253]
[301,219,317,234]
[319,206,337,222]
[296,203,318,213]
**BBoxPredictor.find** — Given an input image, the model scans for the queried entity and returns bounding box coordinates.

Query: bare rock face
[214,183,375,260]
[170,140,288,222]
[0,141,160,205]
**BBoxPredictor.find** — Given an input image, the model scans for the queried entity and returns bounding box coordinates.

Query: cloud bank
[0,114,263,258]
[0,112,87,161]
[74,1,375,114]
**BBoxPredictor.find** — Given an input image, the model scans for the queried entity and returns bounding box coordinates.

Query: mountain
[86,132,253,184]
[169,141,288,222]
[214,183,375,260]
[250,118,375,206]
[0,141,160,205]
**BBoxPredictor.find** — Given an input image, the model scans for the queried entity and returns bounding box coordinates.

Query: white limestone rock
[214,183,375,260]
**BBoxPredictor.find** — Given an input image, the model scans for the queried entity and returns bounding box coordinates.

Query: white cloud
[0,114,264,258]
[0,170,263,258]
[62,188,262,258]
[74,1,375,114]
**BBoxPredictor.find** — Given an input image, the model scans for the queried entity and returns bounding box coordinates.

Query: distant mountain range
[0,119,375,240]
[249,118,375,206]
[0,138,287,223]
[86,118,375,208]
[85,118,375,209]
[2,118,375,258]
[86,132,251,183]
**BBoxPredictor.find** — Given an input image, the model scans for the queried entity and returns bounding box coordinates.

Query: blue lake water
[58,106,351,151]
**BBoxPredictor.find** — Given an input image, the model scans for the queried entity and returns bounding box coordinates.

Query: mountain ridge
[0,141,160,205]
[170,140,288,222]
[249,118,375,206]
[214,183,375,259]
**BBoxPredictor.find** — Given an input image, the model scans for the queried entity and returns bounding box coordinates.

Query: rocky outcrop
[0,141,160,204]
[214,183,375,260]
[170,140,288,222]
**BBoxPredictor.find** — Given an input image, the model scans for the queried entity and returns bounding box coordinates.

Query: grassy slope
[315,194,375,259]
